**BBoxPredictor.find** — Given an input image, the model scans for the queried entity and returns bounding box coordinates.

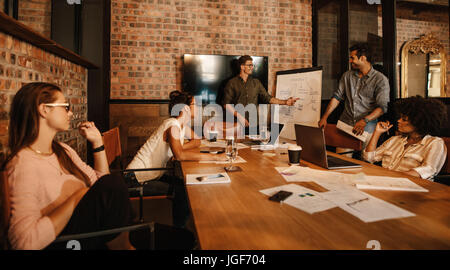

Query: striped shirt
[363,135,447,180]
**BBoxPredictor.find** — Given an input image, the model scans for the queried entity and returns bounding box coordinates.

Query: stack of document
[336,120,371,142]
[353,175,428,192]
[260,184,336,214]
[269,166,425,222]
[275,166,428,193]
[260,183,416,223]
[274,166,361,189]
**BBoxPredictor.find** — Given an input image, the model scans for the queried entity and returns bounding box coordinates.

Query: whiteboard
[273,67,322,140]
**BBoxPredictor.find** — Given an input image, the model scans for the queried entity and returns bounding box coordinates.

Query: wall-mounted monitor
[182,54,269,105]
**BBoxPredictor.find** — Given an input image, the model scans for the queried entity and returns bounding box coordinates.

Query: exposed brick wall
[18,0,52,39]
[110,0,313,159]
[0,31,89,162]
[110,0,313,100]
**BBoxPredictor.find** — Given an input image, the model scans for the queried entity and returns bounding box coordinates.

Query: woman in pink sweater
[4,82,134,250]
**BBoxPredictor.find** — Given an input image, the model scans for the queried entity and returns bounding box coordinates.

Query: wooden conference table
[180,142,450,250]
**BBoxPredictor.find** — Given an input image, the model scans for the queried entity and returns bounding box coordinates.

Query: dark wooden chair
[0,170,154,250]
[435,137,450,186]
[102,127,175,222]
[324,123,363,156]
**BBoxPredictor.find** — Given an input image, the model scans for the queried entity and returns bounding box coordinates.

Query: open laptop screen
[294,124,361,169]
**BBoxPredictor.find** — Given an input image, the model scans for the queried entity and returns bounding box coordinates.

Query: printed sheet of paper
[336,120,371,142]
[355,175,428,192]
[186,173,231,185]
[260,184,336,214]
[320,189,415,223]
[199,156,246,164]
[272,167,418,222]
[274,166,363,189]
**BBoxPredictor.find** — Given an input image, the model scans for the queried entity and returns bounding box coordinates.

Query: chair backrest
[0,170,11,250]
[102,127,123,169]
[441,137,450,174]
[324,123,363,151]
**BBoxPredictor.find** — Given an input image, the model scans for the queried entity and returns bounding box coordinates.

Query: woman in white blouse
[363,96,447,180]
[126,90,226,227]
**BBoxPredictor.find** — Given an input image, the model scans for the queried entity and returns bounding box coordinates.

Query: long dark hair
[3,82,91,187]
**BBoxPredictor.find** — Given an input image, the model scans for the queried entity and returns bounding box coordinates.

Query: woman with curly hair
[363,96,448,180]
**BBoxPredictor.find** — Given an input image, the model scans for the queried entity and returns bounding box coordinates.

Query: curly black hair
[394,96,448,136]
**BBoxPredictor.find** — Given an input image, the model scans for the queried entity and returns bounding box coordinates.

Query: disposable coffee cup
[288,145,302,165]
[208,131,218,142]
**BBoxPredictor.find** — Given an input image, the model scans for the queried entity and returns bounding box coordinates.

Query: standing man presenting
[318,43,390,150]
[222,55,298,133]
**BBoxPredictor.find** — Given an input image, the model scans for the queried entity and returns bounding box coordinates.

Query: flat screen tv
[182,54,269,104]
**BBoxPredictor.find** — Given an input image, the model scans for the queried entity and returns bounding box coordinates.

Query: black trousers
[46,173,133,250]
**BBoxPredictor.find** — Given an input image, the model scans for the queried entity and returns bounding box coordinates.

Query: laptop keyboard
[327,155,360,167]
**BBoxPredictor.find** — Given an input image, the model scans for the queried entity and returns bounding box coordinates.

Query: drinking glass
[260,128,270,145]
[225,137,238,171]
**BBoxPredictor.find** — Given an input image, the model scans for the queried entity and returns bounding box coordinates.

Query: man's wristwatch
[363,117,370,124]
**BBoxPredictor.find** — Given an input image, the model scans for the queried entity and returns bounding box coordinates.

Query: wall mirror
[401,33,447,98]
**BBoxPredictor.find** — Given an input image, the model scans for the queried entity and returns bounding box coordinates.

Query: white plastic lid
[288,145,302,151]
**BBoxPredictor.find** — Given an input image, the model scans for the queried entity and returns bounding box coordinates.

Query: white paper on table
[320,188,415,223]
[199,156,246,164]
[319,187,370,206]
[336,120,371,142]
[186,173,231,185]
[340,193,415,223]
[354,175,428,192]
[201,140,248,149]
[250,144,275,151]
[276,142,296,149]
[274,166,362,189]
[260,184,337,214]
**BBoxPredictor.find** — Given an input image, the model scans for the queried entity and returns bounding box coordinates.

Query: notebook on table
[294,124,362,170]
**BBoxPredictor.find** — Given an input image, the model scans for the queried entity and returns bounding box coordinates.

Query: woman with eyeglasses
[363,96,447,180]
[3,82,135,250]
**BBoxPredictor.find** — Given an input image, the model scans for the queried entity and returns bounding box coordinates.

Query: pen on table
[346,197,369,206]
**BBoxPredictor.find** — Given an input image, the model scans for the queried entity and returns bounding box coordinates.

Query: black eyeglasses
[44,103,71,112]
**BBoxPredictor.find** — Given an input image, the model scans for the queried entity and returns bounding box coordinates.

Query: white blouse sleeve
[412,138,447,180]
[363,136,397,163]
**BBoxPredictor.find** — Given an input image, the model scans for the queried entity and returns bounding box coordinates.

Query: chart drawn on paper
[273,67,322,140]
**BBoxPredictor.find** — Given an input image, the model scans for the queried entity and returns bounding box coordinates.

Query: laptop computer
[294,124,362,169]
